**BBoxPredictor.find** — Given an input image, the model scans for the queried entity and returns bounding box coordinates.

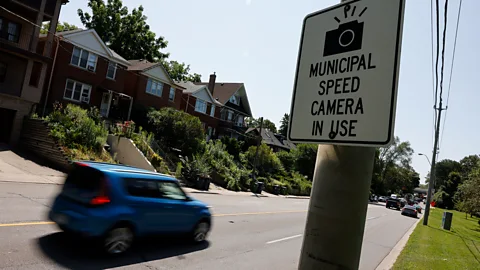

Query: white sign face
[288,0,405,147]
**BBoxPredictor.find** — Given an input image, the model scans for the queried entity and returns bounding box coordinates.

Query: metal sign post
[287,0,406,269]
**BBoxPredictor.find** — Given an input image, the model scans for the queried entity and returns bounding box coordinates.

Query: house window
[169,87,175,101]
[64,79,91,103]
[0,18,21,43]
[229,95,240,105]
[146,78,164,97]
[71,46,97,71]
[106,62,117,79]
[0,62,6,83]
[210,104,215,117]
[236,115,244,127]
[195,99,207,113]
[28,61,42,87]
[227,110,234,121]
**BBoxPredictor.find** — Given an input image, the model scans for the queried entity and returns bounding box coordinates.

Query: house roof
[42,28,130,66]
[128,60,184,89]
[195,82,243,104]
[246,128,296,151]
[127,59,157,71]
[175,81,222,105]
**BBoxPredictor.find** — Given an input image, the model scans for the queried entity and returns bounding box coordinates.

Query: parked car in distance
[391,194,398,199]
[49,161,212,255]
[401,205,419,218]
[386,198,401,210]
[413,204,422,214]
[378,196,387,202]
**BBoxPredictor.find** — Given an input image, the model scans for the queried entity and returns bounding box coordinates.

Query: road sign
[288,0,405,146]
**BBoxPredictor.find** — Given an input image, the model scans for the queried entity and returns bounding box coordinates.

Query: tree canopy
[40,22,78,34]
[246,117,277,133]
[78,0,169,62]
[278,113,289,137]
[370,136,418,195]
[162,60,201,82]
[147,107,205,157]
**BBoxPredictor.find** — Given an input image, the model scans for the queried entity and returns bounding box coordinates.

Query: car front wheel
[104,227,134,255]
[192,221,210,243]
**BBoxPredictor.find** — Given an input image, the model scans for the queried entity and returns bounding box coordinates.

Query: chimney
[208,72,216,95]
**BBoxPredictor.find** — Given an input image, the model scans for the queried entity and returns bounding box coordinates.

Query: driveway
[0,144,65,185]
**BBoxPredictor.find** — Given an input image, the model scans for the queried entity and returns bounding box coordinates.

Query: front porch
[98,88,133,122]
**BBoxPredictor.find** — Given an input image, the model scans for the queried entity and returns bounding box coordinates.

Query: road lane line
[266,234,303,244]
[366,214,387,221]
[0,210,307,228]
[0,221,54,227]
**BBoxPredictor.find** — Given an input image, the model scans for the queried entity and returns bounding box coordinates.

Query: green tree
[147,107,205,157]
[371,137,415,195]
[40,21,78,34]
[432,159,462,190]
[460,155,480,179]
[455,166,480,217]
[220,136,243,161]
[276,151,295,172]
[245,117,277,133]
[244,143,284,176]
[292,144,318,180]
[278,113,289,137]
[78,0,169,61]
[163,60,201,82]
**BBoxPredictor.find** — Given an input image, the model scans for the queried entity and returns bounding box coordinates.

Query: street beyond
[0,182,417,270]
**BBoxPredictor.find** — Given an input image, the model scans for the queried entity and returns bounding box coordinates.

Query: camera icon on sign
[323,20,364,57]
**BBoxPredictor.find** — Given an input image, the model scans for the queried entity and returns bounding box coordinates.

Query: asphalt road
[0,182,419,270]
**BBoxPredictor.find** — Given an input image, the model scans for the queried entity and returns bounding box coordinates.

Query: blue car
[49,161,212,255]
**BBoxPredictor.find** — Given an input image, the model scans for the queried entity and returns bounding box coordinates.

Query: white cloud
[246,0,252,6]
[242,51,250,57]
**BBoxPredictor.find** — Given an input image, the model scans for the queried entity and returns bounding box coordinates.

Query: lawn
[393,209,480,270]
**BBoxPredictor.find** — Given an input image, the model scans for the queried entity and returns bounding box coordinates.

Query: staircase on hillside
[20,118,70,171]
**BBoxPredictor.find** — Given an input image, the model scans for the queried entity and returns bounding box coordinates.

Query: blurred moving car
[413,204,422,214]
[49,162,212,255]
[401,205,418,218]
[386,198,401,210]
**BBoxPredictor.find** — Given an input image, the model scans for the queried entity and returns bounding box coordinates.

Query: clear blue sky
[59,0,477,183]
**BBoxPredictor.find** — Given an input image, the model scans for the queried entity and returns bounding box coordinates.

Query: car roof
[404,205,416,209]
[74,161,177,182]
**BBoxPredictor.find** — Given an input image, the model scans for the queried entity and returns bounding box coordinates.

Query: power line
[439,0,462,150]
[430,0,437,150]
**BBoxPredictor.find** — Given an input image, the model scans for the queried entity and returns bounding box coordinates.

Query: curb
[0,180,62,185]
[187,191,222,195]
[285,196,310,199]
[375,215,423,270]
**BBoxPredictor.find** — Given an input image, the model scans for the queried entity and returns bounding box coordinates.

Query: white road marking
[367,214,387,221]
[266,234,303,244]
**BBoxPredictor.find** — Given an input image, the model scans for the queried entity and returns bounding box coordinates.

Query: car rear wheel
[103,227,134,255]
[192,221,210,243]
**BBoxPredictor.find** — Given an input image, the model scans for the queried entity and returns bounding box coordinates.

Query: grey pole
[297,1,376,268]
[298,145,375,270]
[423,101,444,226]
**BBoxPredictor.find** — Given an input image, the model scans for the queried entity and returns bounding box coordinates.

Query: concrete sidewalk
[0,145,311,199]
[0,146,66,185]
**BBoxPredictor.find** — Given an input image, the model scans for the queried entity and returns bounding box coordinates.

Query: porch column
[30,0,47,52]
[105,91,113,118]
[44,0,62,56]
[127,97,134,121]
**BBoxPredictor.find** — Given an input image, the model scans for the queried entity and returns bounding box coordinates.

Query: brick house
[195,73,253,139]
[176,79,223,140]
[0,0,67,145]
[125,60,186,126]
[39,28,133,121]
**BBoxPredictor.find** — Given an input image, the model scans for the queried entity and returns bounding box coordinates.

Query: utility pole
[251,117,263,181]
[423,102,445,225]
